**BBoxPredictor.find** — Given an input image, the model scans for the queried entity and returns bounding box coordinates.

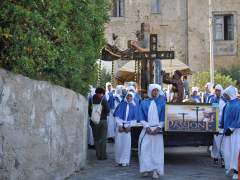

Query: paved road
[69,144,231,180]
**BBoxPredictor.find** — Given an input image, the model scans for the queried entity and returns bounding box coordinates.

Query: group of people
[88,81,240,179]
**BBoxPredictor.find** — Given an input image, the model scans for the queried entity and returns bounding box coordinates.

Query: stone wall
[0,69,88,180]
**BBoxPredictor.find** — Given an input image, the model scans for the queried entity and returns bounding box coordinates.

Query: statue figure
[162,70,184,103]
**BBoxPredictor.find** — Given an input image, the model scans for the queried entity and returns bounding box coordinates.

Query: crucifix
[101,23,175,90]
[192,106,205,124]
[178,112,188,122]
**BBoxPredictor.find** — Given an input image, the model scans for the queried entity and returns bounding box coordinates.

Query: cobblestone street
[70,144,231,180]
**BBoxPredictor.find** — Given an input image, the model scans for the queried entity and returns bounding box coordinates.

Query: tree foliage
[218,65,240,88]
[0,0,110,95]
[191,71,237,91]
[99,67,112,88]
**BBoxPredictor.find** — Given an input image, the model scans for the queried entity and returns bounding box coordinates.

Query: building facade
[104,0,240,73]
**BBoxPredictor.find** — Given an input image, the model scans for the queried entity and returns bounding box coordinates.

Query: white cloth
[211,96,226,159]
[107,111,116,138]
[115,104,132,164]
[223,85,238,100]
[215,84,223,94]
[88,119,94,146]
[138,100,164,175]
[230,129,240,170]
[192,87,199,93]
[206,82,213,91]
[211,134,224,159]
[219,98,226,123]
[223,136,231,171]
[148,84,163,98]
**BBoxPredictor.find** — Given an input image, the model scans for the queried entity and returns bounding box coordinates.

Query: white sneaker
[152,171,160,179]
[232,173,238,180]
[142,172,149,177]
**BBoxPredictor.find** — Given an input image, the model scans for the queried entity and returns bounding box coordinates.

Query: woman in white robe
[105,82,116,140]
[138,84,165,179]
[222,86,240,179]
[114,92,137,166]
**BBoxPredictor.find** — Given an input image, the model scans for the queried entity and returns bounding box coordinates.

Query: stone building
[104,0,240,74]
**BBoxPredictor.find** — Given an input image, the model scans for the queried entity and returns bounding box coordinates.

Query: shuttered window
[214,15,234,40]
[112,0,125,17]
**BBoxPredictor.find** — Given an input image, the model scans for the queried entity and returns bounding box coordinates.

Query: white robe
[107,111,116,138]
[211,99,226,159]
[223,136,231,171]
[138,100,164,175]
[87,118,94,146]
[115,105,132,164]
[230,128,240,170]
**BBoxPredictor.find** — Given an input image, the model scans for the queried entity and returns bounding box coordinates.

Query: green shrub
[0,0,110,96]
[191,71,237,91]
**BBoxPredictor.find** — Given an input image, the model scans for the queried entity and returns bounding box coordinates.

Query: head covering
[223,85,238,100]
[192,87,199,93]
[215,84,223,94]
[148,84,162,98]
[124,92,135,104]
[205,82,213,91]
[127,85,136,92]
[105,82,112,91]
[90,87,96,96]
[115,85,124,96]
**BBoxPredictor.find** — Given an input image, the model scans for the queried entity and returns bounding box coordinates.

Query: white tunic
[211,98,226,159]
[138,100,164,175]
[230,128,240,170]
[107,111,116,138]
[115,104,132,164]
[223,136,231,171]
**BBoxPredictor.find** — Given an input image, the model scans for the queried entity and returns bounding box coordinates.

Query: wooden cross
[101,23,175,90]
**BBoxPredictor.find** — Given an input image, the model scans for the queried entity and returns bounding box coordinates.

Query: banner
[165,104,218,132]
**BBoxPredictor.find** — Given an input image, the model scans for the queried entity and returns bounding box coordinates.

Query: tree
[191,71,236,91]
[99,68,112,88]
[0,0,110,96]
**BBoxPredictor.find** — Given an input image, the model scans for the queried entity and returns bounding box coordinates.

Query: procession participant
[138,84,165,179]
[87,87,96,147]
[114,85,124,108]
[89,87,110,160]
[190,87,202,103]
[105,82,116,142]
[114,92,138,166]
[203,82,214,103]
[209,84,225,104]
[209,84,226,164]
[127,85,141,105]
[222,86,240,179]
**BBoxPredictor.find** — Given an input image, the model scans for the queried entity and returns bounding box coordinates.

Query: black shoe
[213,158,218,165]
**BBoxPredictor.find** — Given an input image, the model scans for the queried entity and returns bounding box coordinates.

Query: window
[151,0,160,13]
[214,15,234,40]
[112,0,125,17]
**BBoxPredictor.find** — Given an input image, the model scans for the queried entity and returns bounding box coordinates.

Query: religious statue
[162,70,184,103]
